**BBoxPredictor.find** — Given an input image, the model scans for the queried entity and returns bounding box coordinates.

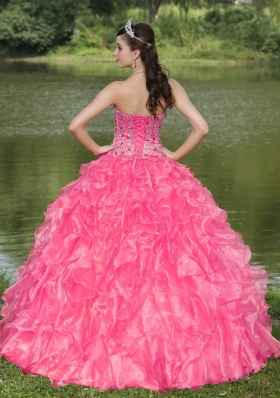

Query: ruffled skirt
[1,152,280,392]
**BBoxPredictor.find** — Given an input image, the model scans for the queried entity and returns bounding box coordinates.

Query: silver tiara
[124,18,152,47]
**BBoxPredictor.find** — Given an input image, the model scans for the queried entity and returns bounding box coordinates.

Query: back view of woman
[1,18,279,393]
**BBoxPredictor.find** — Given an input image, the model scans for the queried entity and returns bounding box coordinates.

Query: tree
[89,0,114,16]
[269,0,280,24]
[0,0,86,53]
[252,0,263,12]
[89,0,137,19]
[251,0,280,23]
[175,0,190,20]
[147,0,164,23]
[0,0,9,12]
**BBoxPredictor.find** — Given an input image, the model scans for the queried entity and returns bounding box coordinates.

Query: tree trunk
[178,0,188,20]
[252,0,264,12]
[147,0,163,23]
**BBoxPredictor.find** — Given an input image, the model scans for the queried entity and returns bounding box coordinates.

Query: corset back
[111,107,165,159]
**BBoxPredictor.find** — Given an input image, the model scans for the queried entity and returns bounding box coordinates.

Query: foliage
[0,0,9,12]
[0,0,85,53]
[45,3,280,62]
[89,0,136,18]
[204,8,223,25]
[147,0,165,23]
[269,0,280,25]
[89,0,114,16]
[203,6,280,54]
[0,1,280,59]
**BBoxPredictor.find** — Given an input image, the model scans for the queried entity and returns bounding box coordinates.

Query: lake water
[0,60,279,286]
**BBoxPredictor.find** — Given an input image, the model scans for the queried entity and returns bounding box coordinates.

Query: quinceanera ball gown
[0,107,280,392]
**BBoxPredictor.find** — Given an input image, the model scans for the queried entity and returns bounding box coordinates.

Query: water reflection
[0,60,279,286]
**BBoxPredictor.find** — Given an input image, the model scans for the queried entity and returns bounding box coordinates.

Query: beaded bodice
[111,107,165,159]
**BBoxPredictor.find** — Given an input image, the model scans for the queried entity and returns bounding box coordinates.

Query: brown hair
[116,23,174,116]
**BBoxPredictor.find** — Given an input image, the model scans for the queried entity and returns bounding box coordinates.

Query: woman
[0,18,279,393]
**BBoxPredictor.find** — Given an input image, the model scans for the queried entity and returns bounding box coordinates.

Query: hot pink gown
[0,107,280,392]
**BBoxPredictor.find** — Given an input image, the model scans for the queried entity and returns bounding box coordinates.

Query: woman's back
[114,74,165,116]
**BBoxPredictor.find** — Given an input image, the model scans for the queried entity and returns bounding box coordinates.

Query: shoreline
[2,55,275,67]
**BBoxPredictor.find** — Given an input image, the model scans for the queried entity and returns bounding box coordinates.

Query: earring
[133,59,136,68]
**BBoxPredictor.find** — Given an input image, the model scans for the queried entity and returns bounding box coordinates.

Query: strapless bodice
[111,107,165,159]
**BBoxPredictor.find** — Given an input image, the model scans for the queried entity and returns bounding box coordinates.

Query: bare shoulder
[168,78,189,107]
[103,81,123,93]
[95,80,124,104]
[168,78,186,92]
[168,77,177,86]
[110,80,123,87]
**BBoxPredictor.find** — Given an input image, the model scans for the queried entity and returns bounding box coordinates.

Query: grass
[4,35,274,66]
[0,274,280,397]
[4,42,272,67]
[266,289,280,319]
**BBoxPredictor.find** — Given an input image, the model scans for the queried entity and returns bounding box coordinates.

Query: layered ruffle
[1,152,280,392]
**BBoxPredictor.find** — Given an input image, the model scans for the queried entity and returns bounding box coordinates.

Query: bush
[262,31,280,55]
[223,6,256,24]
[0,5,56,53]
[227,15,271,50]
[203,6,279,53]
[204,8,223,25]
[0,0,80,53]
[155,12,206,48]
[154,11,183,46]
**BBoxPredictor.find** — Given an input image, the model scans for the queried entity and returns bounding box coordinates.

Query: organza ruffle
[1,152,280,392]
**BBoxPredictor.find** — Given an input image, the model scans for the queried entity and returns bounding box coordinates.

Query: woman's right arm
[159,79,209,161]
[69,82,121,155]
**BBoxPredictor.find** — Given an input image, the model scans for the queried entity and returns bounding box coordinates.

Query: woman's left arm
[69,82,120,155]
[159,79,208,161]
